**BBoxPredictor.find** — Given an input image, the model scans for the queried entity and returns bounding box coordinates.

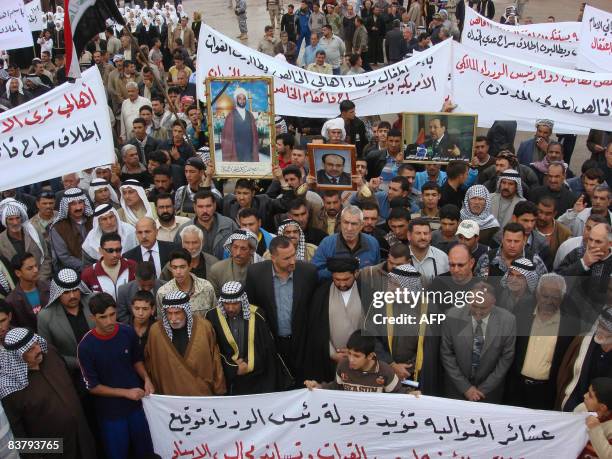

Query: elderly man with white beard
[558,306,612,411]
[0,199,51,281]
[506,274,577,410]
[161,225,218,281]
[145,290,226,396]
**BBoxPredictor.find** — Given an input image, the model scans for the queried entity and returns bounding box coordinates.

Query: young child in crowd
[304,330,420,395]
[575,377,612,458]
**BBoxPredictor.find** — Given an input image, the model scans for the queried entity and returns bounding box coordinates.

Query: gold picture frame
[401,112,478,165]
[205,76,277,178]
[307,143,357,191]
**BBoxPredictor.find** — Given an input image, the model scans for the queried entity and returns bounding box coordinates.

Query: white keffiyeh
[88,178,119,205]
[81,204,138,260]
[0,198,46,263]
[119,180,155,226]
[321,118,346,142]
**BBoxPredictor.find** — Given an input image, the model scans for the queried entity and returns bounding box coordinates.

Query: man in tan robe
[145,290,226,396]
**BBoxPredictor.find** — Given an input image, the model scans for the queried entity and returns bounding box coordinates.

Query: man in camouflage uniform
[235,0,248,40]
[267,0,282,30]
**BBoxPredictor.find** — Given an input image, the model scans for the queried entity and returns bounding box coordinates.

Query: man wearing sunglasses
[81,232,136,301]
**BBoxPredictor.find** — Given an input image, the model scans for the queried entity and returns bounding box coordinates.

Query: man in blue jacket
[312,205,380,280]
[296,1,311,53]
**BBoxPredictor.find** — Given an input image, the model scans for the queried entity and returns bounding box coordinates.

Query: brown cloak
[144,316,226,396]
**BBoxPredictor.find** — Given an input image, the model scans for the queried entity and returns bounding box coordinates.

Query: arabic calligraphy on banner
[462,8,578,68]
[0,0,33,51]
[197,23,451,118]
[0,66,115,190]
[25,0,44,32]
[452,41,612,134]
[143,390,589,459]
[576,5,612,73]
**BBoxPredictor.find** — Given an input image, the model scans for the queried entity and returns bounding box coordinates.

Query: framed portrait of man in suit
[308,143,356,191]
[205,76,276,178]
[402,112,478,164]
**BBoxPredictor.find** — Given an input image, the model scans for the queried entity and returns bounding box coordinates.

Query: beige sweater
[575,403,612,458]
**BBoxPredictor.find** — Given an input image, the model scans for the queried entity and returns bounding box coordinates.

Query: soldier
[235,0,248,40]
[267,0,282,30]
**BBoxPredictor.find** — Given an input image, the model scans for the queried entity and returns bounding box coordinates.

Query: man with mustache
[49,188,94,272]
[558,306,612,412]
[175,191,238,260]
[145,290,226,396]
[154,193,190,243]
[37,268,95,386]
[206,281,290,394]
[0,328,96,458]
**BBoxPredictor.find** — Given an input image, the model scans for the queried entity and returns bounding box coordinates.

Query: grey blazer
[116,279,164,323]
[37,298,95,371]
[440,306,516,403]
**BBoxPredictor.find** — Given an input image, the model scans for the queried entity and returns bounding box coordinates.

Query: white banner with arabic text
[0,67,115,190]
[0,0,34,50]
[452,41,612,134]
[197,23,451,118]
[462,8,578,69]
[576,5,612,73]
[143,389,588,459]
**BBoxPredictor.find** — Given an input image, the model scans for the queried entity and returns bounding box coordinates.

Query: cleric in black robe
[363,263,442,395]
[303,257,365,382]
[206,281,292,395]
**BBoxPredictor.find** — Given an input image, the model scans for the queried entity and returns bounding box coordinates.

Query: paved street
[180,0,612,170]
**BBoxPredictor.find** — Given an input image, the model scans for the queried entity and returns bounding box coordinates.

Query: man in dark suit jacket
[504,274,577,410]
[244,236,318,384]
[316,153,352,186]
[123,217,178,278]
[424,117,461,159]
[440,281,516,404]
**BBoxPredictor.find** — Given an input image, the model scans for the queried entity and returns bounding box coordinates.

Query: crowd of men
[0,0,612,458]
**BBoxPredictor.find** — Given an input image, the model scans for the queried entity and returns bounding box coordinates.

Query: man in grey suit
[440,280,516,403]
[37,268,95,385]
[116,262,164,323]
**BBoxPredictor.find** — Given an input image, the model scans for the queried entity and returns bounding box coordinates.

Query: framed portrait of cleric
[307,143,356,191]
[401,112,478,164]
[205,76,276,178]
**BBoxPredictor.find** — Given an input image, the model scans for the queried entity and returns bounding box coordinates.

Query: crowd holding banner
[144,389,589,459]
[197,22,612,133]
[0,1,611,459]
